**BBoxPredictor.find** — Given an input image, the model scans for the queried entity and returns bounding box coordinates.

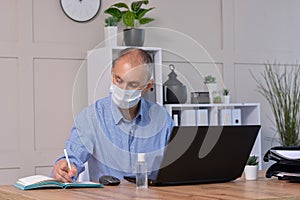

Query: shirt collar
[111,95,145,125]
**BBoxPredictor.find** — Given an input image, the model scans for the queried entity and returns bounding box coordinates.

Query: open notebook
[14,175,103,190]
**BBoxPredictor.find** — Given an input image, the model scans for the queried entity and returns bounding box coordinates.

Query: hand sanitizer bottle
[136,153,148,189]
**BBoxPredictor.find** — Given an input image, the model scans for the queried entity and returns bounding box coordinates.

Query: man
[52,48,174,182]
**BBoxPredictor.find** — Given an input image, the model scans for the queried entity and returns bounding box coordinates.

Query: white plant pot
[104,26,117,47]
[206,83,217,103]
[244,165,258,180]
[223,95,230,104]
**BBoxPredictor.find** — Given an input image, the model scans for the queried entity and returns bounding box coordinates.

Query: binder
[180,110,196,126]
[209,108,218,125]
[196,109,208,126]
[218,109,232,125]
[231,109,241,125]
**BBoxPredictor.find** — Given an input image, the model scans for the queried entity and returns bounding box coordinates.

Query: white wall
[0,0,299,184]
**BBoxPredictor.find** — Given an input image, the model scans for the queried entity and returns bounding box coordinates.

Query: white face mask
[110,83,142,109]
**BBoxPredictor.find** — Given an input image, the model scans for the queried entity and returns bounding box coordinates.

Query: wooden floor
[1,172,300,200]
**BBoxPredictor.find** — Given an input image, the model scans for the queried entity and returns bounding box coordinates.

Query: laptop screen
[151,125,261,185]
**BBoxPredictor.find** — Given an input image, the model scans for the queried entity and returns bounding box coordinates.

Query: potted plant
[252,63,300,147]
[104,0,155,46]
[104,16,118,47]
[244,155,259,180]
[204,75,217,103]
[222,89,230,104]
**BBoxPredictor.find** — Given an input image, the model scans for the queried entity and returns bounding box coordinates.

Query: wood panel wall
[1,0,300,184]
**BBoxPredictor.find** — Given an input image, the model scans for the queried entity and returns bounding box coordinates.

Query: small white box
[196,109,208,126]
[181,110,196,126]
[219,109,232,125]
[231,109,242,125]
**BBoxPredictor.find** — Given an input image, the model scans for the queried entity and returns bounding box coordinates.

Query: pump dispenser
[136,153,148,188]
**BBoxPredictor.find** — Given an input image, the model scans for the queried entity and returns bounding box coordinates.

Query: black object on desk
[125,125,261,186]
[264,146,300,181]
[99,175,120,186]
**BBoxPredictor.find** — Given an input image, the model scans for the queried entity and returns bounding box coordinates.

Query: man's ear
[142,79,154,95]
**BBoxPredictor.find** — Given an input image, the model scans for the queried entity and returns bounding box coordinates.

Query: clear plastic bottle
[136,153,148,189]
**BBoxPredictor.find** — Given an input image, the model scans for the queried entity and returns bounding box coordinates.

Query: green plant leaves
[136,8,155,20]
[252,63,300,147]
[246,155,259,165]
[131,1,143,12]
[104,8,123,22]
[111,3,129,9]
[123,11,135,27]
[139,17,154,25]
[104,0,154,28]
[104,16,118,27]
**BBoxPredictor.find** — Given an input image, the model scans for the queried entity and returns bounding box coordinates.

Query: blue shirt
[55,96,174,181]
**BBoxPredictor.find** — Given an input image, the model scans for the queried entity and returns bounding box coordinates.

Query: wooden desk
[1,172,300,200]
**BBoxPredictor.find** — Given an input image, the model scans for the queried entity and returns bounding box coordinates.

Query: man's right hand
[53,159,78,183]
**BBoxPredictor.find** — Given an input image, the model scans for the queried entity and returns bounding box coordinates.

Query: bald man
[52,48,174,182]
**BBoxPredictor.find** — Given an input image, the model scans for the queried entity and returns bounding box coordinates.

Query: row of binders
[172,108,242,126]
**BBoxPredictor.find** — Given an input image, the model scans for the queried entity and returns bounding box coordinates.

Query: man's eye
[129,83,139,88]
[115,78,123,84]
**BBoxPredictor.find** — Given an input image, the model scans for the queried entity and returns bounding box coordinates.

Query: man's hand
[53,159,78,183]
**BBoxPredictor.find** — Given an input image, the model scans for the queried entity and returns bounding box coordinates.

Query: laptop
[124,125,261,186]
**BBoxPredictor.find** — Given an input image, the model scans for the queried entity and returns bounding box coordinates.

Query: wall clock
[60,0,101,22]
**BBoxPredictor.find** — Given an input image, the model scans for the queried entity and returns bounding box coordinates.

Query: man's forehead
[112,62,148,81]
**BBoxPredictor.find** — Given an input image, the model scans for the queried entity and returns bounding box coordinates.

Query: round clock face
[60,0,101,22]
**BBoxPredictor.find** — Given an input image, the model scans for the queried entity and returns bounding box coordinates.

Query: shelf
[164,103,260,107]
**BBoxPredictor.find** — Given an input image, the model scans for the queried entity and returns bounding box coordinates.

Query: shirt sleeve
[52,125,91,179]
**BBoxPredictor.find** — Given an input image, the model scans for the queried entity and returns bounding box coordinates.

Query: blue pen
[64,149,76,183]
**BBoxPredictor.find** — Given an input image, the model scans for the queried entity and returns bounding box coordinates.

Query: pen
[64,148,76,183]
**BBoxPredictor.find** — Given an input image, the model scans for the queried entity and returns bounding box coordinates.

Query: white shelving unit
[87,46,262,169]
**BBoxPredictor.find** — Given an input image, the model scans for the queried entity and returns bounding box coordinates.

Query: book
[14,175,104,190]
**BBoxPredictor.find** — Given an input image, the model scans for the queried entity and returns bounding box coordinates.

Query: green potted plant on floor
[244,155,259,180]
[252,63,300,147]
[104,0,155,46]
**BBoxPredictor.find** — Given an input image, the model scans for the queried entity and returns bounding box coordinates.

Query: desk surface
[1,172,300,200]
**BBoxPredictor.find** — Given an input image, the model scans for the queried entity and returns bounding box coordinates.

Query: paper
[18,175,56,186]
[270,150,300,160]
[276,171,300,178]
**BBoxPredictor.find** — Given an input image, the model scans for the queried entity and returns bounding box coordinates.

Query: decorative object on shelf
[163,64,187,104]
[204,75,217,103]
[104,16,118,47]
[252,63,300,147]
[104,0,155,47]
[222,89,230,104]
[191,92,210,104]
[213,91,222,104]
[244,155,259,180]
[60,0,101,23]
